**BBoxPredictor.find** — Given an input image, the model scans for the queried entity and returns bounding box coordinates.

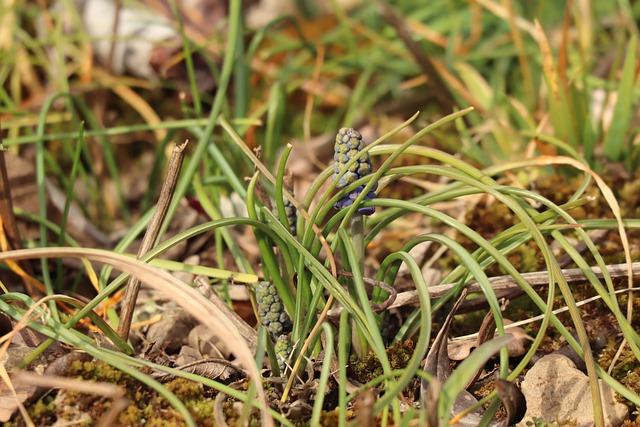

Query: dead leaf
[448,319,532,361]
[494,378,526,427]
[187,324,226,359]
[0,349,88,422]
[151,358,242,383]
[422,291,515,426]
[0,372,37,422]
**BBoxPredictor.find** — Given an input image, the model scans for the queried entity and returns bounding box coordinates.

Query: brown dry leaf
[422,290,489,426]
[494,378,526,427]
[3,151,38,218]
[187,324,228,359]
[448,319,532,361]
[422,290,465,387]
[0,341,71,422]
[423,291,519,426]
[152,358,242,383]
[0,372,37,423]
[149,44,217,95]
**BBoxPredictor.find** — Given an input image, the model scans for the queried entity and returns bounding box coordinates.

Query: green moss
[220,394,262,427]
[164,377,204,400]
[317,408,355,426]
[348,340,415,384]
[599,344,640,417]
[6,359,222,427]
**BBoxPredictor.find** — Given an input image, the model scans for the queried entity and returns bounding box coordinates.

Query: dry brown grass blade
[406,20,447,48]
[473,0,538,39]
[501,0,534,104]
[535,20,560,102]
[91,69,167,143]
[558,0,572,92]
[0,247,273,427]
[280,294,335,403]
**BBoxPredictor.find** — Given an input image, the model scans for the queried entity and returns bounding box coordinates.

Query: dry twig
[117,140,188,340]
[326,262,640,318]
[377,0,456,110]
[0,125,37,295]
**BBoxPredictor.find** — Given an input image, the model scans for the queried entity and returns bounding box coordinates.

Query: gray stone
[518,354,628,427]
[145,310,195,353]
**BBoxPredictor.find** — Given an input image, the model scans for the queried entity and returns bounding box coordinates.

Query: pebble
[518,354,628,427]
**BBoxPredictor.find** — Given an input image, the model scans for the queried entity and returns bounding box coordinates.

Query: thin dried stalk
[326,262,640,317]
[0,126,37,295]
[117,140,188,340]
[377,0,456,110]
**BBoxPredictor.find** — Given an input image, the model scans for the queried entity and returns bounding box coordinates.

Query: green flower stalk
[255,281,292,336]
[332,127,378,215]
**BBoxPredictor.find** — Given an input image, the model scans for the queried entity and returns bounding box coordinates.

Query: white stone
[518,354,628,427]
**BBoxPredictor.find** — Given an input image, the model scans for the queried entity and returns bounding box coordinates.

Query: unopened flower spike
[283,196,297,235]
[332,127,378,215]
[255,281,292,336]
[274,335,293,374]
[282,170,297,235]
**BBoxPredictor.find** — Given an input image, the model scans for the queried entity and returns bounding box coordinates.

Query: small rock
[518,354,628,427]
[188,324,227,358]
[175,345,201,366]
[146,310,195,353]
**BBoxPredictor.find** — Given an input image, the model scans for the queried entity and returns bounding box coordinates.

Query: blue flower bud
[332,128,372,189]
[332,128,378,215]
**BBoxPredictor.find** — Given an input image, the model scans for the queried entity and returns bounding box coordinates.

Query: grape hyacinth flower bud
[255,281,292,336]
[274,335,293,374]
[332,128,378,215]
[283,196,297,235]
